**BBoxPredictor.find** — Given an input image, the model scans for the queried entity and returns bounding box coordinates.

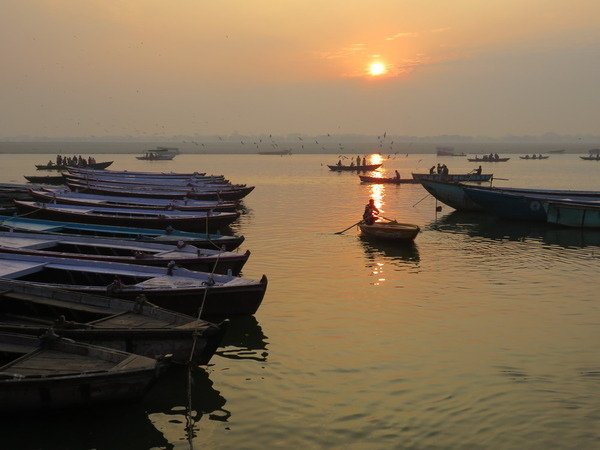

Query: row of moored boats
[0,166,266,413]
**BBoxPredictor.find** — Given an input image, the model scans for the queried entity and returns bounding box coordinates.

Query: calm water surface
[0,153,599,449]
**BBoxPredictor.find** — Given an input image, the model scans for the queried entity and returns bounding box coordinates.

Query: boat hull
[35,161,113,171]
[412,173,493,182]
[419,180,485,212]
[358,175,418,184]
[328,164,382,172]
[545,202,600,228]
[358,222,420,241]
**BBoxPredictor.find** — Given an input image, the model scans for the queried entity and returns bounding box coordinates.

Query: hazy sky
[2,1,600,138]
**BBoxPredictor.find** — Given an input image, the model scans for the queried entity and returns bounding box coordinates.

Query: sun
[368,62,387,76]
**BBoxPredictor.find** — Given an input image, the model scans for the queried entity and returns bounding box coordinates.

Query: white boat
[136,147,180,161]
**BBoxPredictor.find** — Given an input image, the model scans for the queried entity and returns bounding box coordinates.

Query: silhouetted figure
[363,199,380,225]
[476,165,482,175]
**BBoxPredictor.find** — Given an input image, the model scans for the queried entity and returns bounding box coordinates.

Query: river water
[0,152,599,449]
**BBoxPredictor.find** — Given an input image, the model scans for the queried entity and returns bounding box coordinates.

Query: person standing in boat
[356,155,361,166]
[362,157,366,167]
[363,199,380,225]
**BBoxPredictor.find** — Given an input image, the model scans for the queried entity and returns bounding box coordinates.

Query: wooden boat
[13,201,240,232]
[328,163,382,172]
[467,156,510,162]
[519,155,550,160]
[24,175,65,185]
[257,150,292,155]
[0,231,250,275]
[463,187,600,222]
[64,172,236,188]
[0,217,245,251]
[545,201,600,228]
[29,188,239,212]
[0,279,226,365]
[419,179,486,212]
[358,220,420,241]
[0,331,167,413]
[136,147,179,160]
[0,253,268,317]
[580,155,600,160]
[358,175,419,184]
[35,161,113,171]
[436,147,466,157]
[412,173,493,182]
[66,180,255,201]
[66,167,217,179]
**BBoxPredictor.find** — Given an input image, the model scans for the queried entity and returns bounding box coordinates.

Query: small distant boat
[412,173,493,182]
[35,161,113,171]
[136,147,179,161]
[0,331,168,413]
[0,279,226,365]
[467,156,510,162]
[580,154,600,160]
[519,155,550,160]
[0,216,245,251]
[24,175,65,185]
[0,231,250,275]
[328,164,382,172]
[545,201,600,228]
[358,175,419,184]
[257,150,292,155]
[359,220,420,242]
[436,147,466,157]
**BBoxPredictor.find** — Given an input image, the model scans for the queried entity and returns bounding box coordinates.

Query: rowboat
[64,172,236,188]
[30,188,239,212]
[328,164,382,172]
[467,157,510,162]
[463,187,600,222]
[359,220,420,241]
[23,175,66,185]
[545,201,600,228]
[519,155,550,160]
[418,180,486,212]
[13,201,240,232]
[0,253,268,317]
[0,331,168,413]
[66,180,255,201]
[580,155,600,160]
[257,150,292,155]
[358,175,419,184]
[35,161,113,171]
[66,167,226,179]
[412,173,493,182]
[0,231,250,275]
[0,279,226,365]
[0,216,245,251]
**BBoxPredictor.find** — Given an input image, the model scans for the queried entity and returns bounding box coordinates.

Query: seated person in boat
[337,159,342,166]
[394,170,401,180]
[363,199,380,225]
[429,166,435,174]
[476,165,482,175]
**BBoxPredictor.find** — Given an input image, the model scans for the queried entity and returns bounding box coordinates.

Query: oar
[335,220,362,234]
[380,215,397,223]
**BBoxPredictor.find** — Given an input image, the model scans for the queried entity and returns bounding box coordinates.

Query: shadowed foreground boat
[359,220,420,242]
[35,161,113,171]
[545,201,600,228]
[0,331,168,413]
[0,231,250,275]
[0,216,245,251]
[0,253,267,317]
[0,279,226,365]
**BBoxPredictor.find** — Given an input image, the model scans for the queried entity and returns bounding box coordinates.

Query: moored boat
[23,175,66,185]
[545,201,600,228]
[358,220,420,241]
[0,331,167,413]
[519,155,550,160]
[0,231,250,275]
[0,252,268,317]
[0,216,244,251]
[29,188,239,212]
[418,179,486,212]
[13,201,240,232]
[0,279,226,365]
[136,147,179,160]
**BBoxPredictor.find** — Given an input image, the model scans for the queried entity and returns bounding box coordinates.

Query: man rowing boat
[363,199,380,225]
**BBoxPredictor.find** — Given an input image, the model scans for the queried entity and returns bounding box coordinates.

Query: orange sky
[1,1,600,137]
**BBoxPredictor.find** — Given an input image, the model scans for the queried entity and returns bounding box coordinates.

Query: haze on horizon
[2,1,599,139]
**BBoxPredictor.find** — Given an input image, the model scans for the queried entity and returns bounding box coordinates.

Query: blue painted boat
[418,180,486,212]
[0,217,244,251]
[463,187,600,222]
[545,201,600,228]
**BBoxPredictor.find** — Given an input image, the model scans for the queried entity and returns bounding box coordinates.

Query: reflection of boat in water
[428,210,600,248]
[359,237,420,264]
[215,315,268,362]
